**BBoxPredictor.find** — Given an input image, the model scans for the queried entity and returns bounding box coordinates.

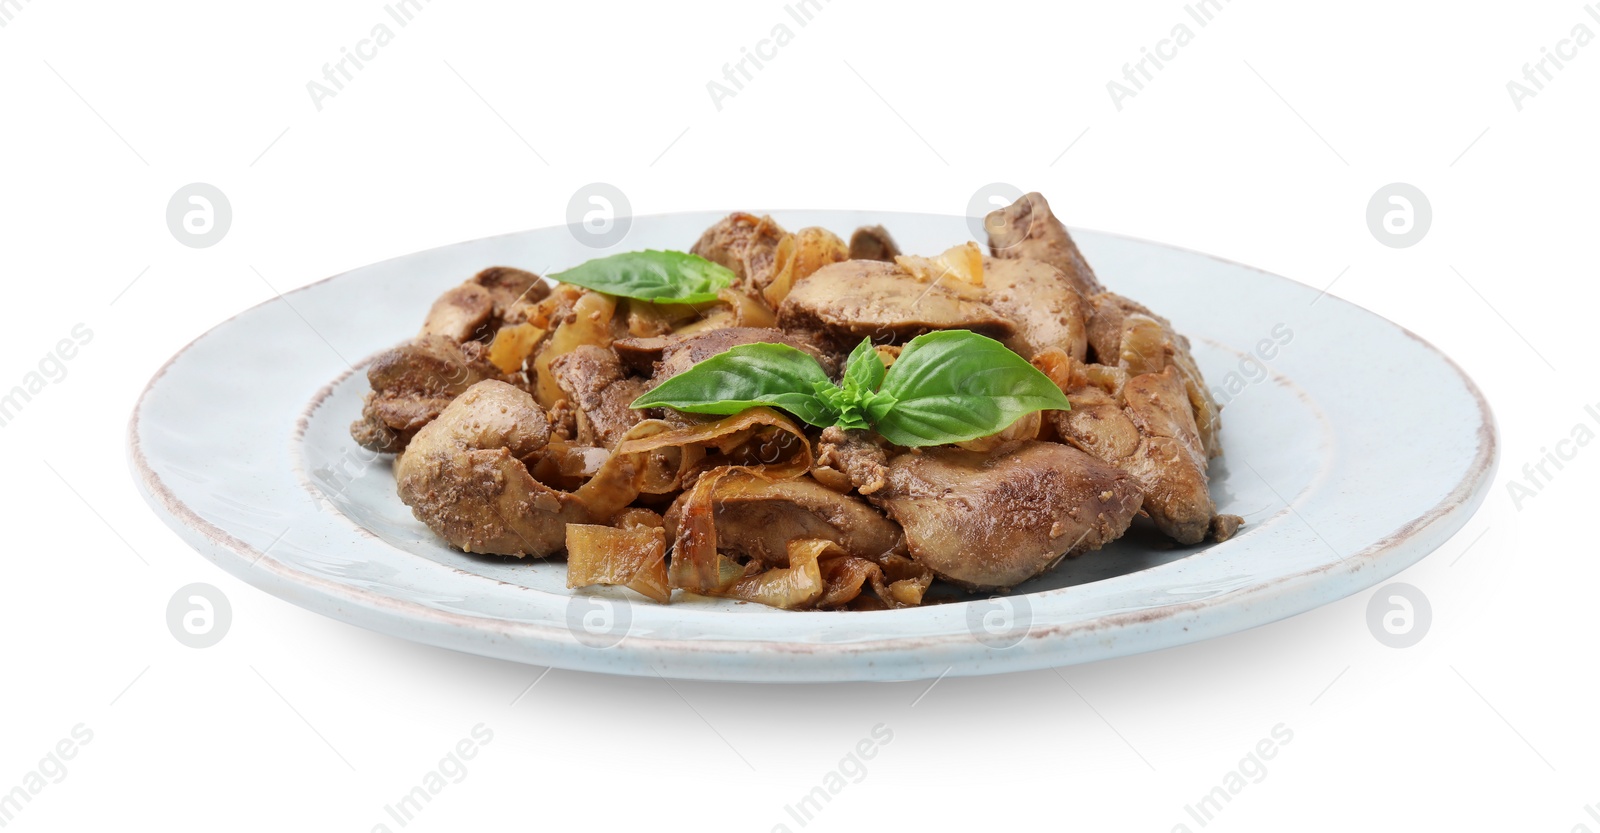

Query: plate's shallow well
[129,210,1496,682]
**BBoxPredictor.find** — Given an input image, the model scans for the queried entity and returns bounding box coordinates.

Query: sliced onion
[669,288,778,335]
[873,553,933,607]
[664,468,747,594]
[814,551,934,610]
[1030,347,1075,393]
[716,538,832,609]
[614,407,814,486]
[487,323,547,374]
[565,523,670,604]
[719,288,777,328]
[762,227,849,308]
[1119,313,1171,376]
[565,407,921,611]
[611,506,665,531]
[895,241,984,288]
[692,539,935,611]
[817,555,879,610]
[570,420,675,521]
[533,291,616,407]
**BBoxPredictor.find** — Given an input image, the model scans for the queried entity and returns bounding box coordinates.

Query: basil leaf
[812,382,866,431]
[630,343,838,427]
[550,250,735,304]
[629,328,1067,448]
[862,389,898,424]
[873,330,1070,447]
[824,339,889,431]
[841,338,886,396]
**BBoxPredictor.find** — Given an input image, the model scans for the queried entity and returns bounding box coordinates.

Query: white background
[2,0,1597,830]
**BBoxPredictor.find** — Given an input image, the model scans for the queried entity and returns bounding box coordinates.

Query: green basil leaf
[630,343,839,427]
[813,382,869,431]
[873,330,1070,447]
[841,338,886,396]
[550,250,735,304]
[862,389,898,424]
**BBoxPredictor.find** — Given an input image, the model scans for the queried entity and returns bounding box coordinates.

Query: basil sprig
[632,330,1070,447]
[549,250,735,305]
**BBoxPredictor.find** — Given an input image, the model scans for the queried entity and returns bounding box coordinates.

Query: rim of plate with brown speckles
[127,210,1497,682]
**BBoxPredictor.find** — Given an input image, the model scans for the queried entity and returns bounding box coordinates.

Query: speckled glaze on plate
[127,211,1497,682]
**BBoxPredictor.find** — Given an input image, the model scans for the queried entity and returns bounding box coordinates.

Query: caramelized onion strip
[569,420,674,520]
[698,540,934,611]
[565,523,670,604]
[712,538,833,610]
[614,407,814,488]
[762,228,849,309]
[665,467,748,594]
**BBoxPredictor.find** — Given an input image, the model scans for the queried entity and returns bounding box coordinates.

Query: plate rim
[127,211,1500,675]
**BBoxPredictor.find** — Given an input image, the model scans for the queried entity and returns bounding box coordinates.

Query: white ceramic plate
[128,210,1497,682]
